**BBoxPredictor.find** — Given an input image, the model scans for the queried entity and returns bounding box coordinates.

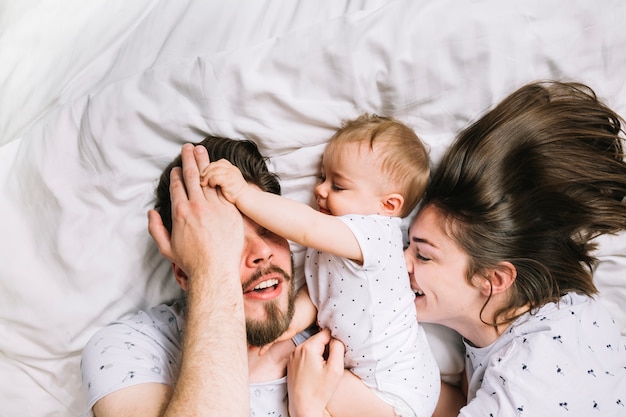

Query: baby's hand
[201,159,247,205]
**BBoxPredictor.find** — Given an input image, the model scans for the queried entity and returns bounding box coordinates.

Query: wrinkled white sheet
[1,1,625,416]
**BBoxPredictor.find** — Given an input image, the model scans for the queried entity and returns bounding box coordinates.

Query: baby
[203,114,440,417]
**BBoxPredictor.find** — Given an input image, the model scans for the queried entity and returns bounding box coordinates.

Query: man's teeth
[254,279,279,290]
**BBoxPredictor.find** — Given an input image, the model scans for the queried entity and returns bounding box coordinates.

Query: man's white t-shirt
[81,299,297,417]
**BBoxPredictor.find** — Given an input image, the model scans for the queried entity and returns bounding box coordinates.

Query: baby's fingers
[200,160,228,187]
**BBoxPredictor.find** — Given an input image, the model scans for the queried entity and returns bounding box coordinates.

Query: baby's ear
[380,193,404,217]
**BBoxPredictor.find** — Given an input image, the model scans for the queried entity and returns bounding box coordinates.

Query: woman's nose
[403,248,414,276]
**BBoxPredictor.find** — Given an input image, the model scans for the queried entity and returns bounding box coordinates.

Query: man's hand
[287,328,345,417]
[148,144,244,279]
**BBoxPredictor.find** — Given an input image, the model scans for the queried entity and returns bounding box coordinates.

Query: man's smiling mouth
[252,278,279,292]
[243,277,284,301]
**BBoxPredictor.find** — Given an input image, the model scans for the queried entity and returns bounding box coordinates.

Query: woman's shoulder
[466,293,626,416]
[478,293,623,366]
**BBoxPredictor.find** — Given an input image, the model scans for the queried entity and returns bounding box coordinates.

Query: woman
[288,81,626,417]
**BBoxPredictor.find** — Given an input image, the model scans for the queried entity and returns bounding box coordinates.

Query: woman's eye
[416,253,431,262]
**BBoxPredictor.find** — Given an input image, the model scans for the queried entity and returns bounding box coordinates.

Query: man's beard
[244,266,296,347]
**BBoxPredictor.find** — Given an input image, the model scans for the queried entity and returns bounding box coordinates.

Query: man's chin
[245,319,288,347]
[245,300,294,347]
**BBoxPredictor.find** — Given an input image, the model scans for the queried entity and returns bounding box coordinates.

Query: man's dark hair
[154,135,281,232]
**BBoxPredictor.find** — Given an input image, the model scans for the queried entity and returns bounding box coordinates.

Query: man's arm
[154,144,250,417]
[93,384,171,417]
[93,144,249,417]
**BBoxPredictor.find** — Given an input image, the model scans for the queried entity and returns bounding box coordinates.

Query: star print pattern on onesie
[306,214,440,417]
[461,293,626,417]
[80,299,296,417]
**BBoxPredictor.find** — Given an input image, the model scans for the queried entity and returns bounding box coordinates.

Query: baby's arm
[203,159,362,262]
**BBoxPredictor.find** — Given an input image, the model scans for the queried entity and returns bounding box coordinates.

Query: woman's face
[404,205,483,334]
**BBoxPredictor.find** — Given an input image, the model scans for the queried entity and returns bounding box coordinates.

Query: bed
[1,1,625,416]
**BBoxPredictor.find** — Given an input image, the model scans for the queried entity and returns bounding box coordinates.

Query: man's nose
[244,234,273,267]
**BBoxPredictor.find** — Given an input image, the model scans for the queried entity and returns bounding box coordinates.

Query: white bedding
[1,1,625,416]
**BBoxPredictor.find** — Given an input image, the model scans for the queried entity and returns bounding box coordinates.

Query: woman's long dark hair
[421,81,626,326]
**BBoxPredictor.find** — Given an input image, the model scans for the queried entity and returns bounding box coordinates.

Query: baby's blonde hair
[326,113,430,217]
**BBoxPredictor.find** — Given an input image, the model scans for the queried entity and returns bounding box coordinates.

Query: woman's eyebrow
[411,236,435,247]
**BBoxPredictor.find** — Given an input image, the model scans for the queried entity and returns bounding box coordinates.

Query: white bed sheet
[1,1,625,416]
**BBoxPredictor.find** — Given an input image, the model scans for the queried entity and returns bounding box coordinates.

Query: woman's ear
[380,193,404,217]
[172,263,189,291]
[479,261,517,297]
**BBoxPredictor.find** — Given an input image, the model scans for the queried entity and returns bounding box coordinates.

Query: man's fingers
[195,145,212,187]
[301,328,332,357]
[180,143,202,200]
[310,328,332,346]
[325,338,345,372]
[147,209,173,261]
[169,166,187,201]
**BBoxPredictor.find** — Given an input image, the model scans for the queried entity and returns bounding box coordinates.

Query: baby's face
[314,142,388,217]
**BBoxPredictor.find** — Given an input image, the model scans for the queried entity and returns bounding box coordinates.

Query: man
[81,137,307,417]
